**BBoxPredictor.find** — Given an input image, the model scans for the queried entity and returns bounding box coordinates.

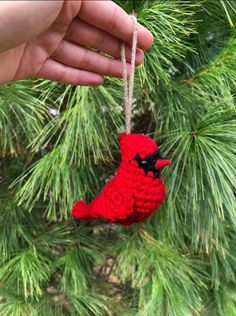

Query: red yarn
[72,134,171,226]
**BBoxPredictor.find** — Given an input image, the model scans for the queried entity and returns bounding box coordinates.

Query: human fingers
[36,59,104,86]
[77,0,154,51]
[65,19,144,64]
[51,40,132,78]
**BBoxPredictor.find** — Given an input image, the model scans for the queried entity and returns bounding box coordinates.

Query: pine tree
[0,1,236,315]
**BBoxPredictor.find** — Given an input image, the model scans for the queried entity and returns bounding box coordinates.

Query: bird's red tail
[72,200,93,221]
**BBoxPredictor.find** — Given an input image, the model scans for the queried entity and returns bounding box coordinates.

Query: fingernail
[135,49,144,65]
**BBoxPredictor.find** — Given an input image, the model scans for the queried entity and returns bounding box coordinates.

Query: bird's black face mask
[134,149,163,178]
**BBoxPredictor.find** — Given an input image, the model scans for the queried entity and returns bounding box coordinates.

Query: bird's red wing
[90,178,134,223]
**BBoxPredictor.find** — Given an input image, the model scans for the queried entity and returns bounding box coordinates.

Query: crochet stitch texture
[72,133,170,226]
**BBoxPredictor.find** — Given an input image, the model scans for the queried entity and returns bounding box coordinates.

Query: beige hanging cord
[121,15,138,134]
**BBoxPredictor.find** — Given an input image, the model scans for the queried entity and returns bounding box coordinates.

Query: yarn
[121,15,137,134]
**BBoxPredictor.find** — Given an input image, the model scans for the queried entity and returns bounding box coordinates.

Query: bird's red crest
[119,133,157,161]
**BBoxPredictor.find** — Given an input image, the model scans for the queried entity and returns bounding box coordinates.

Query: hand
[0,1,153,85]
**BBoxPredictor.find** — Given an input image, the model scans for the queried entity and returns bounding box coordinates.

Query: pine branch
[11,145,102,220]
[137,0,198,88]
[0,80,48,157]
[111,228,204,315]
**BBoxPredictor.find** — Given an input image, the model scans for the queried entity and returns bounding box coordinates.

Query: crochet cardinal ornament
[72,133,170,226]
[72,16,171,226]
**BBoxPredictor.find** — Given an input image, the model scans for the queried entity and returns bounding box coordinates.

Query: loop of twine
[121,15,138,134]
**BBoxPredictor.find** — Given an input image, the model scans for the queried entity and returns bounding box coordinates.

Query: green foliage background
[0,1,236,315]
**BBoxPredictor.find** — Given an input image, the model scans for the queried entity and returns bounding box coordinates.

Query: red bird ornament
[72,133,171,226]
